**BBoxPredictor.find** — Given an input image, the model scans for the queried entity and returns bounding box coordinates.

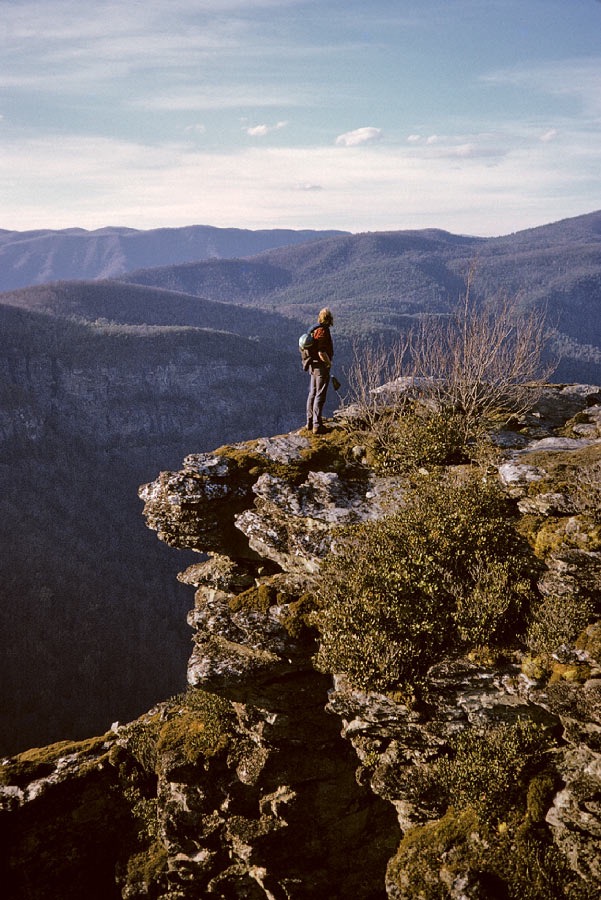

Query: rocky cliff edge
[1,383,600,899]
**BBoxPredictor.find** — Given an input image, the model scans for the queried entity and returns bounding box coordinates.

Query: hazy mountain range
[0,225,346,293]
[1,211,600,755]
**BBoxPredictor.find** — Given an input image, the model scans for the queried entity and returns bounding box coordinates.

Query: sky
[1,0,601,237]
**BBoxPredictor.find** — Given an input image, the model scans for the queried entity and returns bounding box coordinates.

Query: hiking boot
[313,424,327,435]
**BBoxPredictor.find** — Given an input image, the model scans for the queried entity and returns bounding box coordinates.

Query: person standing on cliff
[306,307,334,434]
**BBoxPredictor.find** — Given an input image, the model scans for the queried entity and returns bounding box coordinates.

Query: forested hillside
[0,278,304,349]
[122,211,601,382]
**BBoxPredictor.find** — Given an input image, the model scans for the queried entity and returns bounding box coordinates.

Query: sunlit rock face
[1,383,600,899]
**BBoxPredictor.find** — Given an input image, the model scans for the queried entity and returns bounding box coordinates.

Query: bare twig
[407,276,554,426]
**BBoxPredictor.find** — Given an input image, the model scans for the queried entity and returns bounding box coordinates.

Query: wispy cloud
[137,89,303,112]
[184,123,207,136]
[405,132,509,161]
[335,127,382,147]
[3,128,597,237]
[0,1,311,97]
[482,57,601,118]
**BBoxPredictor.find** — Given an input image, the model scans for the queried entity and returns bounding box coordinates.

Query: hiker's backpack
[299,325,319,370]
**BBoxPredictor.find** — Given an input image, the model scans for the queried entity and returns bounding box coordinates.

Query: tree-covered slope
[121,211,601,379]
[0,299,306,755]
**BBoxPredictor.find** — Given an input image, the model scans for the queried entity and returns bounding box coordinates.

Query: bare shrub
[407,275,554,426]
[344,335,410,431]
[343,273,553,471]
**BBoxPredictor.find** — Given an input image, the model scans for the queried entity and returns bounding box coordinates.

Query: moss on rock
[576,620,601,662]
[0,733,112,786]
[228,581,278,614]
[156,690,236,766]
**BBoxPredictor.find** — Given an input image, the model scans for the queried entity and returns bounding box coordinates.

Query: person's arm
[318,350,331,368]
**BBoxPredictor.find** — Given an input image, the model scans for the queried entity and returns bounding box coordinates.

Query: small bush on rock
[388,805,578,900]
[374,408,472,473]
[314,469,537,691]
[573,460,601,524]
[435,719,555,825]
[453,557,533,646]
[387,721,577,900]
[526,593,595,660]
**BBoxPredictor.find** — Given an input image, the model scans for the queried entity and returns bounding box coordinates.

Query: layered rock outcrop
[1,384,600,899]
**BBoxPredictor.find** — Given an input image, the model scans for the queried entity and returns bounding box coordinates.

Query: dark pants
[306,364,330,426]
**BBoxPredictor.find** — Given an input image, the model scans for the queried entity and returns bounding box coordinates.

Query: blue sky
[1,0,600,236]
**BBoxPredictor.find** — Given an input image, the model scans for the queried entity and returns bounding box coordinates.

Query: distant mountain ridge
[0,224,347,292]
[4,210,601,382]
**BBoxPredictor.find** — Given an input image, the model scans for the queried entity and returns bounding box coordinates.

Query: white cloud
[407,134,421,143]
[402,130,515,162]
[335,126,382,147]
[540,128,558,143]
[0,1,315,103]
[245,121,288,137]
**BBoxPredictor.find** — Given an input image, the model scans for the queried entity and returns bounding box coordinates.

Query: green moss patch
[156,690,236,765]
[125,841,169,893]
[228,582,278,614]
[280,592,318,638]
[227,579,318,640]
[548,662,592,684]
[215,427,367,488]
[0,733,112,786]
[522,443,601,498]
[388,808,480,898]
[389,803,579,899]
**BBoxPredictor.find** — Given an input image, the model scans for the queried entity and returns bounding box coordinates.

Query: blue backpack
[299,325,319,370]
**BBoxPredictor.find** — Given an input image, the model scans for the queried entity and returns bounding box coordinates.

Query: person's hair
[318,307,333,325]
